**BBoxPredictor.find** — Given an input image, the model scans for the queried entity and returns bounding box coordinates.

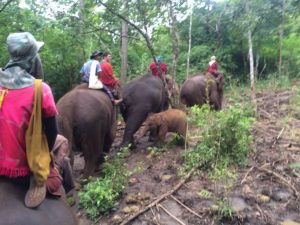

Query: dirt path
[78,87,300,225]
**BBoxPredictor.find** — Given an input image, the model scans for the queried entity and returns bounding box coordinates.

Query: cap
[6,32,44,58]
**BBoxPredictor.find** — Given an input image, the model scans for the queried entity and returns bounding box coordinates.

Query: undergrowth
[79,146,131,220]
[182,104,255,175]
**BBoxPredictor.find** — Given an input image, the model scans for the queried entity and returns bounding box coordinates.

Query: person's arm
[43,116,58,150]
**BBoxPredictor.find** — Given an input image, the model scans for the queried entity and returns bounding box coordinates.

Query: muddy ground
[77,85,300,225]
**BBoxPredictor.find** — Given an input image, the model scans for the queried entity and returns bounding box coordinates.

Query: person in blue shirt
[80,50,122,105]
[80,50,102,83]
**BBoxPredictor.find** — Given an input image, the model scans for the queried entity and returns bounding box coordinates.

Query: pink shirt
[0,83,57,177]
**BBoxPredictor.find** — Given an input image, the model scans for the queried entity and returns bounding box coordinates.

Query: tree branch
[0,0,15,13]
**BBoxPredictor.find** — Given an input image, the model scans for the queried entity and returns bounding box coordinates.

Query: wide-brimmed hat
[6,32,44,58]
[90,50,103,59]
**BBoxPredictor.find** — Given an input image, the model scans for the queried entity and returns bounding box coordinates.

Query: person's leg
[102,85,122,105]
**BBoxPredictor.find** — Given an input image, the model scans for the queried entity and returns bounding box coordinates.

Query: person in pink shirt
[149,56,168,81]
[207,55,221,78]
[0,32,58,208]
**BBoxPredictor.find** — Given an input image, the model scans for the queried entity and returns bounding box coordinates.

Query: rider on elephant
[0,32,63,208]
[149,56,168,82]
[80,51,121,105]
[207,55,221,79]
[100,52,122,104]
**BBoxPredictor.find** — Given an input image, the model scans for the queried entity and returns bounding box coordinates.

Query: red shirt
[207,60,218,75]
[0,83,57,178]
[149,62,167,77]
[100,61,118,88]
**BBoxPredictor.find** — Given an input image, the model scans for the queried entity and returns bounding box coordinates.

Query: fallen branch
[170,195,202,219]
[241,166,254,184]
[157,204,186,225]
[269,127,285,149]
[257,166,299,198]
[120,167,197,225]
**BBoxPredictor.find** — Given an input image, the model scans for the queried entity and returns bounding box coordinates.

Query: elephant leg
[210,88,221,110]
[121,109,149,147]
[79,126,105,178]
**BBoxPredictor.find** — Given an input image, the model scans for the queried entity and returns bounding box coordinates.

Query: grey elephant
[120,74,169,147]
[180,73,224,110]
[0,177,77,225]
[57,84,117,177]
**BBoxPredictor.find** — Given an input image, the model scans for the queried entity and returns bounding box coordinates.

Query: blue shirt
[80,60,101,83]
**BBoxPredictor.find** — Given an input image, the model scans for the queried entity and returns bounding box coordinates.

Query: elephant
[56,83,117,177]
[140,109,187,145]
[0,177,78,225]
[120,74,169,147]
[180,73,224,110]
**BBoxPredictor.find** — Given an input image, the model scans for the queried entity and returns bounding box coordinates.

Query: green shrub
[183,104,255,173]
[79,147,131,220]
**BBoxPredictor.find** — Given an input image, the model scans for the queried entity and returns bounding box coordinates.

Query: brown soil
[77,86,300,225]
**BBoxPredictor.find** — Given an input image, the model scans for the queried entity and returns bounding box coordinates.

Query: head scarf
[0,32,44,89]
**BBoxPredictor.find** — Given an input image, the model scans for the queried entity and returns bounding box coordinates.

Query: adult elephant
[0,177,77,225]
[57,83,117,177]
[180,73,224,110]
[120,74,169,147]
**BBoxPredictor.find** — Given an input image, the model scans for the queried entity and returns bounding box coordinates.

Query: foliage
[182,104,255,175]
[79,147,131,220]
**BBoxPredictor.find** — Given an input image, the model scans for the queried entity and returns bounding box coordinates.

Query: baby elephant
[140,109,187,145]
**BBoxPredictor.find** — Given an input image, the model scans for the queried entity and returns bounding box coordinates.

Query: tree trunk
[168,1,179,81]
[186,0,193,78]
[78,0,86,60]
[248,29,256,105]
[278,0,285,76]
[120,0,129,84]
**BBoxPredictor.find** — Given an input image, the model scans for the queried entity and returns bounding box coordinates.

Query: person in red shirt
[207,55,220,78]
[100,52,122,105]
[149,56,168,80]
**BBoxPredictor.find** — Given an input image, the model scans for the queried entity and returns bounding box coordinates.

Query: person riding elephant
[120,74,169,147]
[0,32,63,208]
[57,84,117,177]
[207,55,222,79]
[180,73,224,110]
[80,50,122,105]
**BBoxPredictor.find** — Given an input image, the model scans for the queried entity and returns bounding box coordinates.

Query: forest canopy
[0,0,299,99]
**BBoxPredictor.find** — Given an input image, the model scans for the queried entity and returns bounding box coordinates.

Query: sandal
[24,176,46,208]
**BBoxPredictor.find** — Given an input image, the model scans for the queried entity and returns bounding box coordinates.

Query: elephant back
[0,177,78,225]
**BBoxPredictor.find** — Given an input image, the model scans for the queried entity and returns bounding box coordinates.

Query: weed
[182,104,255,177]
[216,198,234,220]
[79,146,131,220]
[198,189,213,199]
[147,145,166,157]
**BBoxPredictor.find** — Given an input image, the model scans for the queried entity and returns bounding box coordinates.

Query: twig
[241,166,254,184]
[150,207,161,225]
[257,166,299,198]
[170,195,203,219]
[157,204,186,225]
[269,127,285,149]
[120,167,197,225]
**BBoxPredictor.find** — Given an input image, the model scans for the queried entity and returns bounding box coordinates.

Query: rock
[125,194,139,204]
[230,197,249,212]
[281,220,300,225]
[242,185,253,194]
[112,215,122,224]
[128,177,138,186]
[256,194,270,203]
[272,190,292,202]
[122,205,140,214]
[161,174,173,181]
[137,192,151,201]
